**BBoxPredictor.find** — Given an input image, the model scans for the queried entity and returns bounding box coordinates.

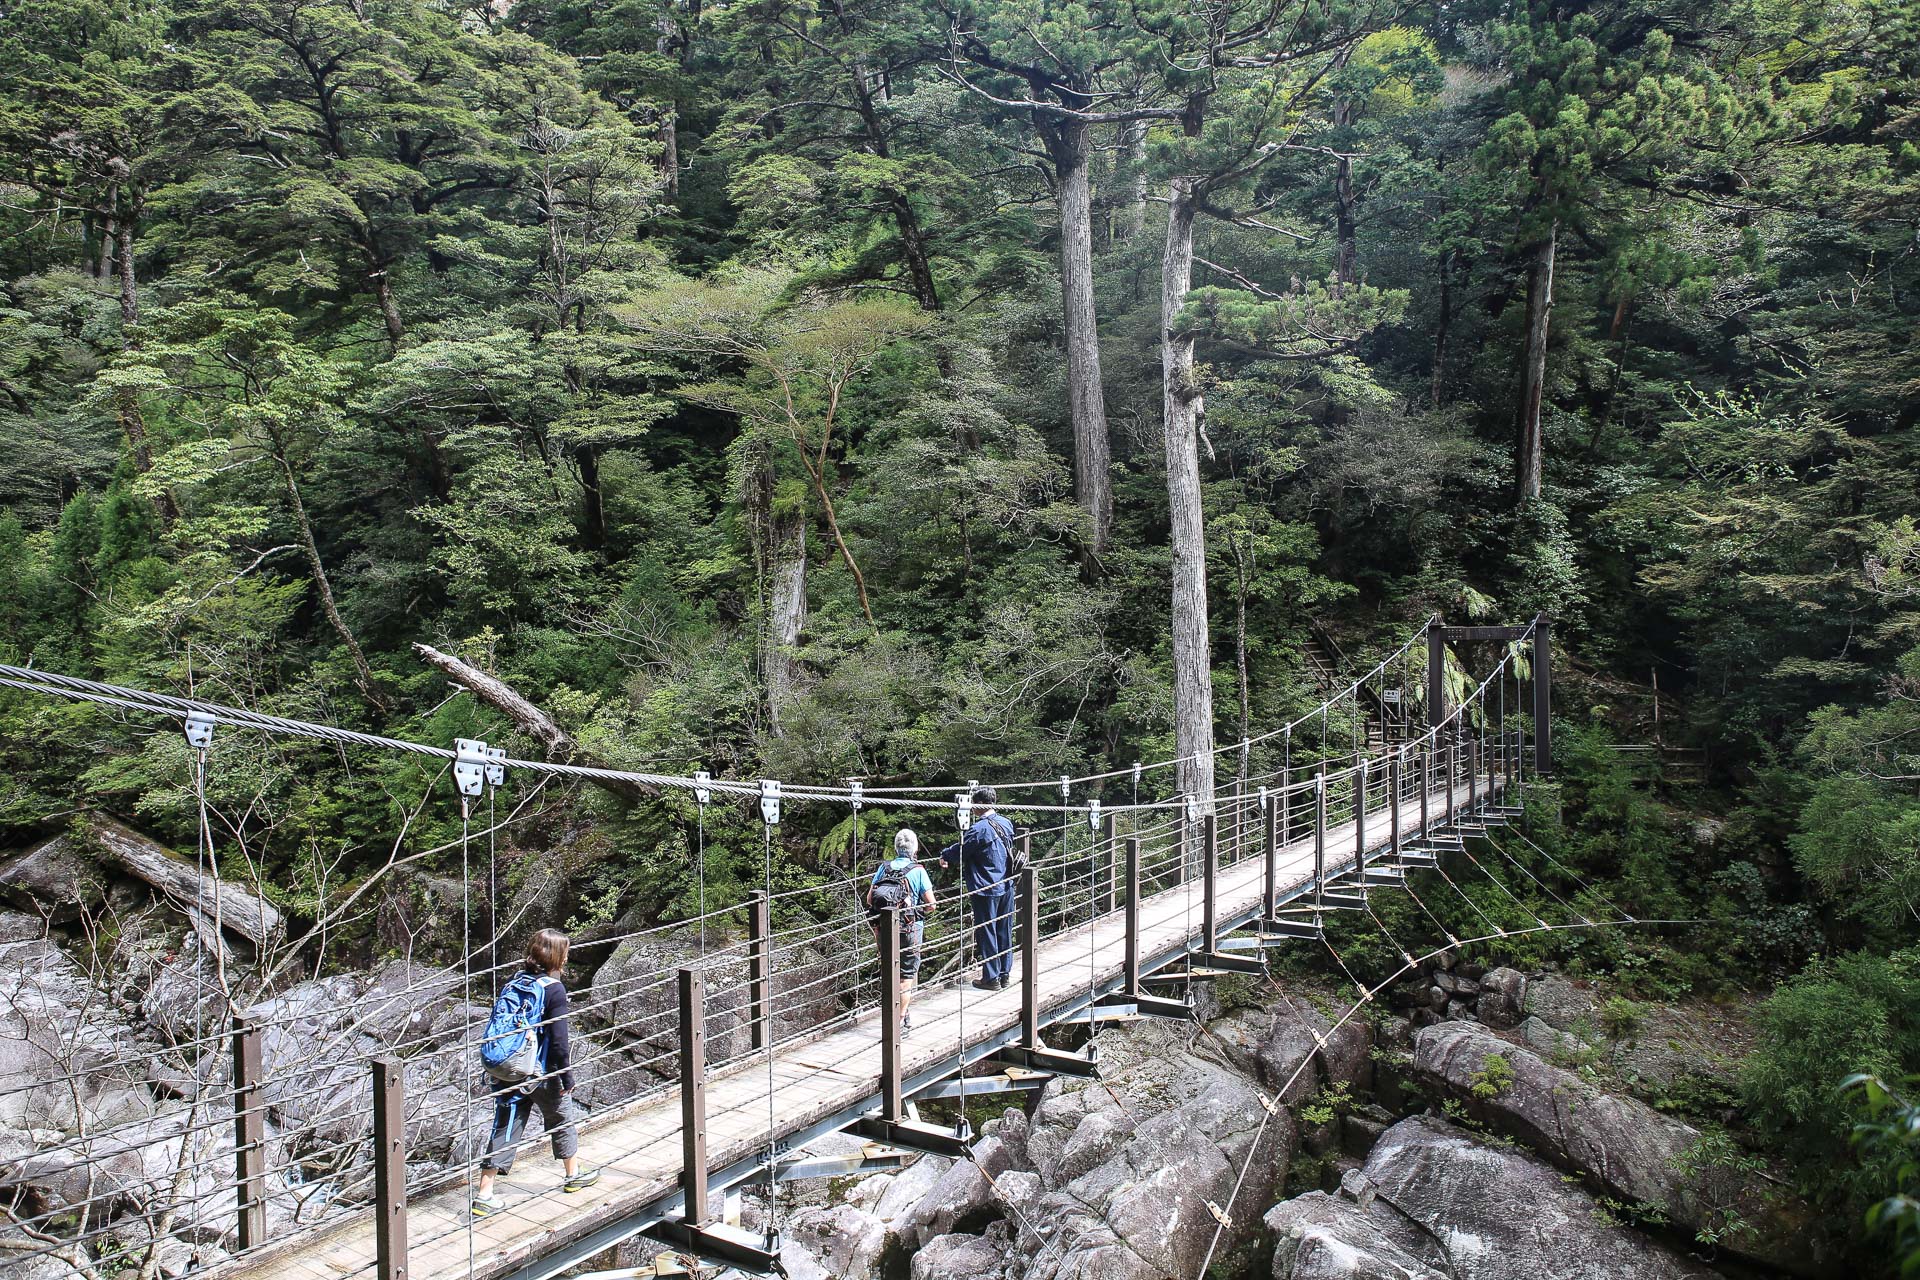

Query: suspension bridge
[0,615,1563,1280]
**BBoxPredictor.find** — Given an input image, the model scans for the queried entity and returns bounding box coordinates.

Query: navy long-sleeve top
[941,812,1016,892]
[537,976,574,1092]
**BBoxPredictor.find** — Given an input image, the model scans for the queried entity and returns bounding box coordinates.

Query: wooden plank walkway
[215,773,1501,1280]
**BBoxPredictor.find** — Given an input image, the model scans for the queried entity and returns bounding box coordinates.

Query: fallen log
[411,643,654,802]
[88,816,284,948]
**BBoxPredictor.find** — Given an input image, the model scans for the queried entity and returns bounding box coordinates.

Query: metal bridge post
[1419,747,1430,836]
[878,914,903,1123]
[1262,794,1279,920]
[1446,741,1457,825]
[1021,867,1040,1048]
[749,891,771,1052]
[372,1058,407,1280]
[1354,758,1369,880]
[1105,812,1120,914]
[1533,619,1552,774]
[1313,767,1327,911]
[1201,813,1218,953]
[1389,756,1402,862]
[1174,808,1188,884]
[1123,836,1141,996]
[231,1015,266,1251]
[1467,739,1479,813]
[678,967,711,1226]
[1427,621,1448,730]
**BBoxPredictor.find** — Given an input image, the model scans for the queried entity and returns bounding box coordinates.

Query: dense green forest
[2,0,1917,1266]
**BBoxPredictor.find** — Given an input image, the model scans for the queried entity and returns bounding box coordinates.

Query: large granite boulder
[0,933,155,1135]
[911,1230,1009,1280]
[353,960,465,1045]
[1474,967,1527,1029]
[0,834,109,923]
[1004,1016,1298,1280]
[1204,990,1373,1104]
[1414,1020,1837,1276]
[1268,1116,1718,1280]
[587,928,842,1070]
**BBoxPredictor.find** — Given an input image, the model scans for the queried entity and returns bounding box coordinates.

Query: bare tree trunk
[1117,119,1147,242]
[812,478,874,625]
[766,510,807,728]
[1515,223,1556,501]
[1161,175,1216,809]
[110,204,175,521]
[277,454,387,711]
[888,188,941,312]
[1331,100,1358,296]
[658,109,680,198]
[114,217,137,327]
[369,251,406,351]
[1235,550,1251,758]
[1431,248,1454,408]
[579,445,606,550]
[1045,118,1113,564]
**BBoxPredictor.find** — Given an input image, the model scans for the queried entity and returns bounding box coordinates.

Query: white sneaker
[472,1191,503,1217]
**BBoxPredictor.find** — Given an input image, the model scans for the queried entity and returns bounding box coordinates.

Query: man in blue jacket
[941,786,1017,991]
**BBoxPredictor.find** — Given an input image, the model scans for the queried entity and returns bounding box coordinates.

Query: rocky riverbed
[628,964,1841,1280]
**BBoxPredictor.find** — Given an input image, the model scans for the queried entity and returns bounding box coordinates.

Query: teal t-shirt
[871,856,933,899]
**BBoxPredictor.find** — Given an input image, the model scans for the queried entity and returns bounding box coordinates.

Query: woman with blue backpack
[867,829,936,1035]
[472,928,598,1216]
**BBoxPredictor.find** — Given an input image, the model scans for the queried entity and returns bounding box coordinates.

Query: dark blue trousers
[969,883,1015,982]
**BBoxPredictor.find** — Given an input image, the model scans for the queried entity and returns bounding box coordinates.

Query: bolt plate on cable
[758,779,781,825]
[693,770,711,807]
[183,711,216,750]
[453,738,488,797]
[1086,798,1101,831]
[483,744,506,788]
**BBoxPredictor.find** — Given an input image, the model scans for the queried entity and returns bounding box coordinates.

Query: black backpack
[867,859,925,923]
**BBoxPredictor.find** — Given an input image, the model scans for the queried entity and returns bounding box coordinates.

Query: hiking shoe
[901,1013,913,1035]
[471,1191,503,1217]
[972,978,999,992]
[563,1169,601,1194]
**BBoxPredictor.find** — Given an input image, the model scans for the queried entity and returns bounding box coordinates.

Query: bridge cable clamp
[1131,761,1143,790]
[849,780,862,812]
[1257,786,1269,812]
[955,791,973,830]
[758,779,781,826]
[693,770,711,807]
[1184,792,1202,824]
[483,745,506,789]
[453,738,488,798]
[183,711,216,751]
[1086,798,1101,832]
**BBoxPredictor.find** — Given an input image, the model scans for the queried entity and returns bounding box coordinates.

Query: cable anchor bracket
[453,738,488,798]
[183,711,216,751]
[758,779,781,826]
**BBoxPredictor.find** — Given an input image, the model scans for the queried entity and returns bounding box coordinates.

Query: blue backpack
[480,972,548,1083]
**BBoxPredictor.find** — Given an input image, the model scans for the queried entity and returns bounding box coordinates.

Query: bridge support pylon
[854,907,975,1158]
[997,868,1105,1073]
[1106,832,1190,1021]
[647,967,781,1275]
